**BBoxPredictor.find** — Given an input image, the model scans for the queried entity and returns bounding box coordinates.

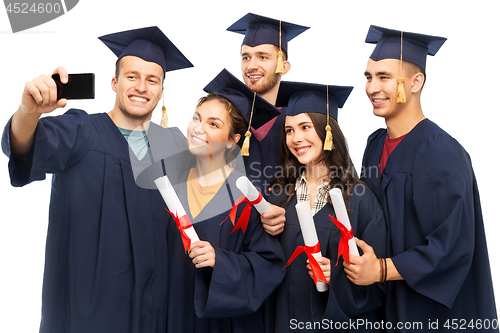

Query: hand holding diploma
[189,241,216,268]
[328,188,359,265]
[284,201,329,292]
[154,174,200,253]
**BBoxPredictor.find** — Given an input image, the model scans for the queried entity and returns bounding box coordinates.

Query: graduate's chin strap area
[343,237,403,286]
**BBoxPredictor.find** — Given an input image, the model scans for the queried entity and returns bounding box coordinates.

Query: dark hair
[274,45,288,61]
[196,92,248,165]
[274,112,361,208]
[403,60,426,90]
[115,57,166,83]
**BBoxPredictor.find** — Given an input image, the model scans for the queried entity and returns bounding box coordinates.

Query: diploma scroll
[235,176,272,214]
[329,188,359,264]
[154,175,200,252]
[295,201,329,292]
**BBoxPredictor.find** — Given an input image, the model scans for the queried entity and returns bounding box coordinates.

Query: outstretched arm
[10,66,68,156]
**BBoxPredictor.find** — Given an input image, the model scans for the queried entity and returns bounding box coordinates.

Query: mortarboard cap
[203,69,280,156]
[366,25,446,103]
[227,13,309,53]
[365,25,447,70]
[99,26,194,74]
[276,81,353,120]
[203,69,280,129]
[276,81,353,151]
[227,13,309,74]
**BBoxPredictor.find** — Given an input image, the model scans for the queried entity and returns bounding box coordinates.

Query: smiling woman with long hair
[164,70,285,333]
[267,82,388,332]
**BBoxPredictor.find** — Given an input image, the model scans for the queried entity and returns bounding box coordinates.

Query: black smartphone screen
[52,73,95,100]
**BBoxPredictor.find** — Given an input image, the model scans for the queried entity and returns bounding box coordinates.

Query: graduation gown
[165,168,285,333]
[268,184,386,332]
[239,109,286,195]
[1,109,188,333]
[362,119,498,330]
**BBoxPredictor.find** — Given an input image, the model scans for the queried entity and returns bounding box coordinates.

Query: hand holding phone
[52,73,95,100]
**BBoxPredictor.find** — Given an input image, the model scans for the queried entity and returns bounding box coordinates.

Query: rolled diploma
[295,201,329,292]
[154,175,199,243]
[329,188,359,256]
[235,176,272,214]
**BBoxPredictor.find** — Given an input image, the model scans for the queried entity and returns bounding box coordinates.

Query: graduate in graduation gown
[354,25,498,330]
[266,82,387,332]
[164,72,285,333]
[1,26,193,333]
[227,13,309,193]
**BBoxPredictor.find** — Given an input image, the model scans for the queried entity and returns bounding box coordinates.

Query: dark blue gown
[267,184,387,332]
[239,109,286,195]
[1,109,187,333]
[362,119,498,331]
[165,168,285,333]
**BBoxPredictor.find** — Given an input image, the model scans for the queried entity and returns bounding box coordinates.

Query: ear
[280,60,291,76]
[410,72,425,94]
[111,77,118,93]
[232,133,242,145]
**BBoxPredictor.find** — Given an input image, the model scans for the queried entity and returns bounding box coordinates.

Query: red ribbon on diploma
[166,209,192,253]
[224,192,263,234]
[283,242,327,286]
[329,214,354,265]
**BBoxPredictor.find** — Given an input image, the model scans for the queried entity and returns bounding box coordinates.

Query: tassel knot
[397,77,406,103]
[241,131,252,156]
[275,50,285,74]
[160,106,168,128]
[323,124,334,151]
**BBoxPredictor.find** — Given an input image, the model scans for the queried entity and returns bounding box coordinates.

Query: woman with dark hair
[165,70,285,333]
[267,82,387,332]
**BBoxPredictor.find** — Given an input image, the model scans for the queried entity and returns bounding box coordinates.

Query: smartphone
[52,73,95,100]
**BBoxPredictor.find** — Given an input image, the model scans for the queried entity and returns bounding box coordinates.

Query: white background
[1,0,498,331]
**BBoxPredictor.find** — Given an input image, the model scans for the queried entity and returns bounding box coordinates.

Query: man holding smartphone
[2,26,192,333]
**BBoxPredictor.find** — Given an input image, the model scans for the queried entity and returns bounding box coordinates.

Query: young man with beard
[227,13,308,235]
[345,25,498,330]
[2,26,193,333]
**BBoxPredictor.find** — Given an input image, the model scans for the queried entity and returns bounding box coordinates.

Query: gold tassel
[275,50,285,74]
[323,124,334,151]
[397,77,406,103]
[323,86,335,151]
[275,20,285,74]
[160,105,168,128]
[241,131,251,156]
[396,31,406,104]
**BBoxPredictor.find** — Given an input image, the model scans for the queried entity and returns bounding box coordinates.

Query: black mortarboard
[276,82,353,120]
[99,26,194,73]
[365,25,447,70]
[366,25,446,103]
[203,69,280,156]
[203,69,280,129]
[276,81,353,150]
[227,13,309,53]
[227,13,309,74]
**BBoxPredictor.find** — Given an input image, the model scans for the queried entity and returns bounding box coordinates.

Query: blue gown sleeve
[194,209,285,318]
[2,109,93,186]
[391,134,476,309]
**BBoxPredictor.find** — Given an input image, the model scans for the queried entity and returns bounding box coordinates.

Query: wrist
[378,258,388,283]
[385,258,404,281]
